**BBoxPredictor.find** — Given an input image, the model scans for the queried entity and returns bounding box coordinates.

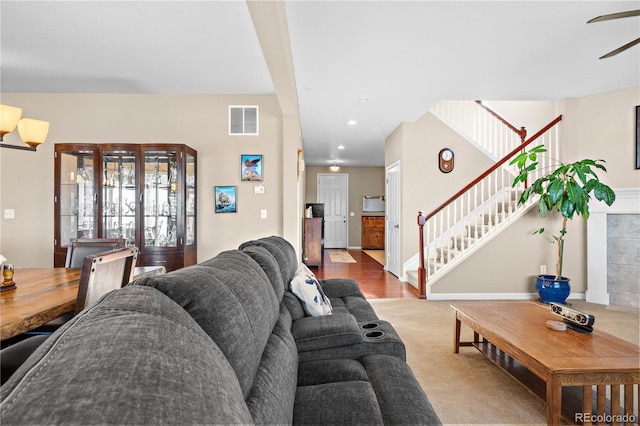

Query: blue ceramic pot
[536,274,571,304]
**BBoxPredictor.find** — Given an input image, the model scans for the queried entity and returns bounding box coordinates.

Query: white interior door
[318,174,348,248]
[386,163,401,277]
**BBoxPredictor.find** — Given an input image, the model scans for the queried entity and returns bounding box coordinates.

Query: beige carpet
[369,298,640,425]
[328,250,357,263]
[363,249,385,265]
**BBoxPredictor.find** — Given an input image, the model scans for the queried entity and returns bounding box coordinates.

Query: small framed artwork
[241,154,263,181]
[214,186,237,213]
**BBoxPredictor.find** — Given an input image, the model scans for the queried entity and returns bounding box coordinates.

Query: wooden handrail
[424,114,562,222]
[475,100,527,141]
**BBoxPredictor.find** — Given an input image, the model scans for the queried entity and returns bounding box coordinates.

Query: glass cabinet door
[143,149,179,248]
[185,152,196,246]
[58,148,97,247]
[55,143,197,269]
[102,149,137,246]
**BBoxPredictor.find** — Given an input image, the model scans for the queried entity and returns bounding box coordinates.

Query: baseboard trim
[586,290,610,305]
[427,292,586,301]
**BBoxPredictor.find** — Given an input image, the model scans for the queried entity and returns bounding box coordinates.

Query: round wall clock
[438,148,454,173]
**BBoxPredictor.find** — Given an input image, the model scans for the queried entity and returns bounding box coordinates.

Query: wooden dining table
[0,266,164,341]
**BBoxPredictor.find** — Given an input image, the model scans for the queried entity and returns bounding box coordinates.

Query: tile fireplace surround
[587,188,640,308]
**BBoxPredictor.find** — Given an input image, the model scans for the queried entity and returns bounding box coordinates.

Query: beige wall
[561,86,640,188]
[304,166,385,247]
[386,111,497,276]
[2,86,636,296]
[392,87,640,296]
[0,92,302,267]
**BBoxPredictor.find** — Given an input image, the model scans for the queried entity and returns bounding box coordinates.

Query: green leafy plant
[510,144,616,280]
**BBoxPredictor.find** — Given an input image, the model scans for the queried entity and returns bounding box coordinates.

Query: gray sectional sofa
[0,236,441,425]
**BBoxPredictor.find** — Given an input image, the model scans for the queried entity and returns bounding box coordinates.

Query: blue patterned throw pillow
[290,264,332,316]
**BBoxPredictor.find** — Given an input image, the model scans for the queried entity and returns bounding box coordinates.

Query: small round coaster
[546,320,567,331]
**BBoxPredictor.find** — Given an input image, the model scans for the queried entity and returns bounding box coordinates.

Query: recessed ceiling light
[347,120,357,126]
[358,98,369,103]
[338,145,345,150]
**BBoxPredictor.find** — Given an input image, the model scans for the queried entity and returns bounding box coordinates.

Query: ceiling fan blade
[599,37,640,59]
[588,9,640,23]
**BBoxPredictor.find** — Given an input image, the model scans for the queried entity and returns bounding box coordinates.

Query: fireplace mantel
[586,188,640,305]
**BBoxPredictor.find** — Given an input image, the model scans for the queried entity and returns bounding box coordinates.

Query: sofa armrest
[291,313,363,352]
[319,278,365,299]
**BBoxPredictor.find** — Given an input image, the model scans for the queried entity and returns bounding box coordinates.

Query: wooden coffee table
[451,301,639,425]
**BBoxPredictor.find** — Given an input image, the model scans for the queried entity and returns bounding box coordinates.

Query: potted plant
[510,144,616,304]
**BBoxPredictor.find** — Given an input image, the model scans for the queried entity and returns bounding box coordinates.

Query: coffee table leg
[546,375,562,426]
[454,315,461,353]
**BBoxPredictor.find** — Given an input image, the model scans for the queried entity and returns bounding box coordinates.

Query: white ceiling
[2,1,639,166]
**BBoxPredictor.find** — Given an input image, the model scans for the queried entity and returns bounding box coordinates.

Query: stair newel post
[417,211,427,299]
[519,126,527,143]
[518,126,529,188]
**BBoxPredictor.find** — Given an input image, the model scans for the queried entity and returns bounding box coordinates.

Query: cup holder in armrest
[361,322,379,329]
[364,330,385,339]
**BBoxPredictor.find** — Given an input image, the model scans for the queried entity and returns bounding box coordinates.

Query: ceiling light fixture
[0,104,50,151]
[338,145,345,150]
[329,161,340,172]
[347,119,357,126]
[359,98,369,103]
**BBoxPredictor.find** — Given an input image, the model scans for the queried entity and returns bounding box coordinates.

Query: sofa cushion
[242,244,285,302]
[291,313,362,352]
[0,286,253,425]
[326,294,378,322]
[296,358,369,386]
[295,380,384,425]
[136,250,280,399]
[321,278,379,321]
[295,354,441,425]
[360,355,442,425]
[283,291,306,321]
[296,319,407,363]
[290,264,332,316]
[246,305,298,424]
[239,236,298,286]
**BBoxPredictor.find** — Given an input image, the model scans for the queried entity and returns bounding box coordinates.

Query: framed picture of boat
[214,186,237,213]
[241,154,263,181]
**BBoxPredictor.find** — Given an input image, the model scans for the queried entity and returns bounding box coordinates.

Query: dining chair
[74,246,138,314]
[64,238,126,268]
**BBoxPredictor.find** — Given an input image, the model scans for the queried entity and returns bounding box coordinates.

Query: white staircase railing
[430,100,527,160]
[410,114,563,297]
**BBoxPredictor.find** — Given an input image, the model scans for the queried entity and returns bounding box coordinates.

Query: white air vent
[229,106,259,135]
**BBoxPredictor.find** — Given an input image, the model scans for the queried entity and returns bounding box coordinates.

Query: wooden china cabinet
[54,143,197,272]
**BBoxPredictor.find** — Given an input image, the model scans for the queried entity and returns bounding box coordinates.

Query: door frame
[385,161,401,278]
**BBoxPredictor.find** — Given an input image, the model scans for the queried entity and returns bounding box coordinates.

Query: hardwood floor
[312,249,418,299]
